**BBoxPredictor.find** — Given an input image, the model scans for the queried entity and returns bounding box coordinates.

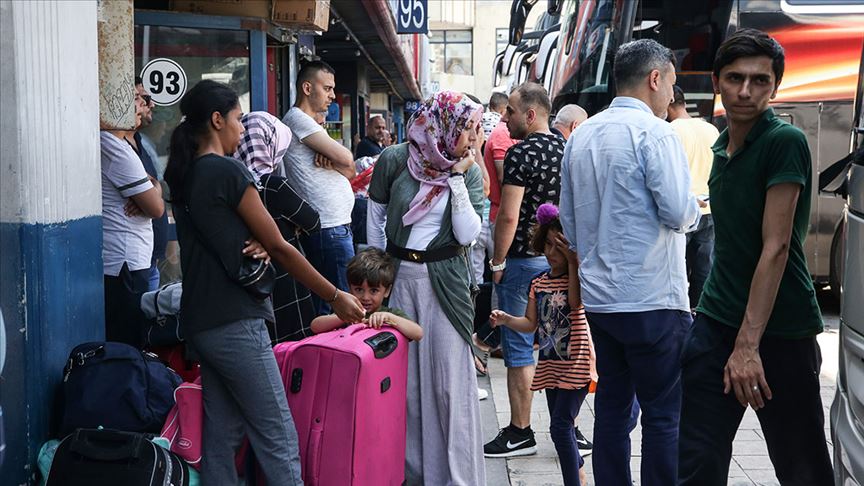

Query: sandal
[474,350,489,376]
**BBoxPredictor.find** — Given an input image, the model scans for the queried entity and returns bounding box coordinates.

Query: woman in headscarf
[235,111,321,343]
[367,91,486,485]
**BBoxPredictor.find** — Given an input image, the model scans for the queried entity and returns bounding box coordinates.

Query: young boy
[311,248,423,341]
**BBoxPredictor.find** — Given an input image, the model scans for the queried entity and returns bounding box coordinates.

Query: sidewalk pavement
[482,314,840,486]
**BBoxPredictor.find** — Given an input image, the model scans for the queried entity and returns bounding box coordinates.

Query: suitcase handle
[364,332,398,359]
[68,429,147,461]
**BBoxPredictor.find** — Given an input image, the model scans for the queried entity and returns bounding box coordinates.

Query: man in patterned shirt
[484,82,566,458]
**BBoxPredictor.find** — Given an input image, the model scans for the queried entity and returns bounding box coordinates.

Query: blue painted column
[0,2,103,484]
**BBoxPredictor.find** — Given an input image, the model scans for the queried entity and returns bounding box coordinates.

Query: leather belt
[386,242,463,263]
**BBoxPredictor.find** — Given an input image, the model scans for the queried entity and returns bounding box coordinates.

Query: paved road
[483,291,840,486]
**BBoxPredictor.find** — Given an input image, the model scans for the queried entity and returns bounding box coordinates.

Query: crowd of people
[98,27,833,485]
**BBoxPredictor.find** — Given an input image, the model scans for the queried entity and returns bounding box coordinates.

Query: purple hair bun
[536,203,559,225]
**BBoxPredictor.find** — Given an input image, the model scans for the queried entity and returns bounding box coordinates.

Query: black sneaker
[575,427,593,456]
[483,425,537,458]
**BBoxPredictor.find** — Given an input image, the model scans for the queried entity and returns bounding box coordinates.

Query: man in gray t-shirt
[282,61,356,314]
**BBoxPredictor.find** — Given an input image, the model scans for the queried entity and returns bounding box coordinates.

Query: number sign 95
[397,0,427,34]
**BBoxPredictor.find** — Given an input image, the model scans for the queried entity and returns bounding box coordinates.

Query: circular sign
[140,58,187,106]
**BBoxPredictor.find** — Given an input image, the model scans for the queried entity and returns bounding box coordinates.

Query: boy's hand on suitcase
[489,310,512,328]
[365,312,395,330]
[332,290,365,323]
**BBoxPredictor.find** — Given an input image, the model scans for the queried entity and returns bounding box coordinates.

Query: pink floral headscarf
[402,91,484,226]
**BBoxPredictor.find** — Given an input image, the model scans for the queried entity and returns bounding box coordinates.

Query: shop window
[134,25,251,168]
[430,30,473,75]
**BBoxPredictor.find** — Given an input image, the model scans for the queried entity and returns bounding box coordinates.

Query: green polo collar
[711,108,777,160]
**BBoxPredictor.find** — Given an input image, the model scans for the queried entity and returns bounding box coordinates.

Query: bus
[500,0,864,295]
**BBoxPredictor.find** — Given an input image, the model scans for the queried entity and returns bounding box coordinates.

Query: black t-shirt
[174,154,274,335]
[355,137,383,159]
[502,133,565,258]
[132,132,169,262]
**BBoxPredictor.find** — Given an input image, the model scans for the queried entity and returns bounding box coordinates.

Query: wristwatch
[489,259,506,272]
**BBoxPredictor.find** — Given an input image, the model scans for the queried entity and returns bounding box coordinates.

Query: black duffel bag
[60,342,181,435]
[46,428,189,486]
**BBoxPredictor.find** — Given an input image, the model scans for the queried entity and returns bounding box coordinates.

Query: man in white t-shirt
[101,90,165,346]
[282,61,357,314]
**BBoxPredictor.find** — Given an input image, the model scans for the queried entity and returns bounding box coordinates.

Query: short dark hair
[489,92,509,111]
[296,60,336,91]
[713,28,785,83]
[513,82,551,115]
[346,248,395,288]
[614,39,676,91]
[135,76,143,86]
[672,85,686,106]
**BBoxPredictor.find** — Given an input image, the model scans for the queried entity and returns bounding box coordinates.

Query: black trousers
[104,263,149,348]
[678,314,833,486]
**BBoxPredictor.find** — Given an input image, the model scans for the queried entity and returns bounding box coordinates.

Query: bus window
[632,0,733,119]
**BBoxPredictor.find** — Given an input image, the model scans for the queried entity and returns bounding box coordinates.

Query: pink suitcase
[273,324,409,486]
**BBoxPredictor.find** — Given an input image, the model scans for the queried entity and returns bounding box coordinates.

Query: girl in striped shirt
[490,203,593,486]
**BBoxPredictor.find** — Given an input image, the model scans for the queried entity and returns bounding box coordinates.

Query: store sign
[396,0,427,34]
[140,58,188,106]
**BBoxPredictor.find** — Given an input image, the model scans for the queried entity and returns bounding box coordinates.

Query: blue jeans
[685,214,714,308]
[546,387,589,486]
[495,256,548,367]
[147,264,160,292]
[299,224,355,315]
[188,318,303,485]
[587,309,692,486]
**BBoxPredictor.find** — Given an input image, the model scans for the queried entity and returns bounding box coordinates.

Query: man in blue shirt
[560,39,701,486]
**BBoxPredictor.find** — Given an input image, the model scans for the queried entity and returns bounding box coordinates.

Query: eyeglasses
[141,94,153,105]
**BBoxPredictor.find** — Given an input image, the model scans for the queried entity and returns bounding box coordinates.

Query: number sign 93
[397,0,427,34]
[140,58,188,107]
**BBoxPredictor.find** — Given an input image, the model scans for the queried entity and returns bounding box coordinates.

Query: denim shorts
[495,256,548,367]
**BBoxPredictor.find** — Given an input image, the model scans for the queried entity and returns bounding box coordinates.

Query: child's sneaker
[575,426,593,455]
[483,425,537,458]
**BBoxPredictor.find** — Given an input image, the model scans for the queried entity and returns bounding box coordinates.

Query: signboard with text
[396,0,428,34]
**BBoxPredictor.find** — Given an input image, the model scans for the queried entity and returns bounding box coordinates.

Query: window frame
[429,29,474,75]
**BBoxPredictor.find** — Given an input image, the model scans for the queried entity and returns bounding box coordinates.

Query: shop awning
[318,0,422,101]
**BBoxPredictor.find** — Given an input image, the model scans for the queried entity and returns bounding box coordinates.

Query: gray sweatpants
[188,318,303,486]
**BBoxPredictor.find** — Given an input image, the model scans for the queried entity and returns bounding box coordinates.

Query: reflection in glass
[446,44,472,75]
[135,25,250,167]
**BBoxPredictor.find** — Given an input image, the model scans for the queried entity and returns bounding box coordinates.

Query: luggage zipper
[64,346,103,382]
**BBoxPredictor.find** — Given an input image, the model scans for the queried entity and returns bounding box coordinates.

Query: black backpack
[46,428,189,486]
[60,342,181,435]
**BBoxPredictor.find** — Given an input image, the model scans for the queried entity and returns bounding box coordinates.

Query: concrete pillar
[98,0,136,130]
[0,1,103,483]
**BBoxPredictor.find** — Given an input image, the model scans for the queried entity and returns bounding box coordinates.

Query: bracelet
[449,171,465,178]
[325,288,339,303]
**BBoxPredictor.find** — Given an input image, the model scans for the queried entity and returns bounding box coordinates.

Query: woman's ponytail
[163,80,239,203]
[164,120,198,203]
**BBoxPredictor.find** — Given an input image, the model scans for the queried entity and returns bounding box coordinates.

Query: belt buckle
[408,251,421,262]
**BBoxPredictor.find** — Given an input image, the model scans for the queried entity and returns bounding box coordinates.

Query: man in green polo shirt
[678,29,833,485]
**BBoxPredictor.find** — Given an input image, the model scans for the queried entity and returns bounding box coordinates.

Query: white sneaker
[478,388,488,401]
